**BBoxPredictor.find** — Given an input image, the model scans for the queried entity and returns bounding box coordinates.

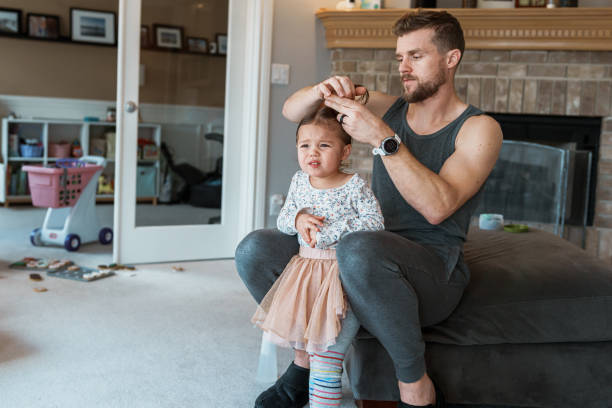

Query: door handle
[125,101,138,113]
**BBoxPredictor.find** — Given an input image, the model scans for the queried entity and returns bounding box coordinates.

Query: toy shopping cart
[23,156,113,252]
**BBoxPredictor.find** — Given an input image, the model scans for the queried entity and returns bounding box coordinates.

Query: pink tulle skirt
[251,246,346,353]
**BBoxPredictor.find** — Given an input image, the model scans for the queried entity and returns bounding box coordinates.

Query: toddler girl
[252,106,384,407]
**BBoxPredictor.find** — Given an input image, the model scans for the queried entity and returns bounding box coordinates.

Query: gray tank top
[372,97,485,285]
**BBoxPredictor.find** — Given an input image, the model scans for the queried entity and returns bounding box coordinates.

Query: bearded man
[237,10,502,408]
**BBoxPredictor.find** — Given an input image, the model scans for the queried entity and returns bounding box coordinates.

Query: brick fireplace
[322,11,612,264]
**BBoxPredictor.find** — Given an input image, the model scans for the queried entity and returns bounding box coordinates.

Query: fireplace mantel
[316,8,612,51]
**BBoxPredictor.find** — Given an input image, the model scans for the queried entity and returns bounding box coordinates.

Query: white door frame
[234,0,275,239]
[113,0,272,263]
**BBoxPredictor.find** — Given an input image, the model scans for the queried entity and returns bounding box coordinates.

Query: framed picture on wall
[216,33,227,55]
[27,13,60,40]
[141,25,151,48]
[153,24,183,50]
[0,8,22,35]
[187,37,208,54]
[70,8,116,45]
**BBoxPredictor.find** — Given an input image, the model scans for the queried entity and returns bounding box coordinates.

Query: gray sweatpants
[235,229,466,383]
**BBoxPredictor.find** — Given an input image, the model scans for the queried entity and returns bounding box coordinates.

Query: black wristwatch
[372,134,401,156]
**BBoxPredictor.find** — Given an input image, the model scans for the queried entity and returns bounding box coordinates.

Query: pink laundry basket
[23,160,102,208]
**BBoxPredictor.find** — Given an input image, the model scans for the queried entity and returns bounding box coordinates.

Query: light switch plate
[271,63,290,85]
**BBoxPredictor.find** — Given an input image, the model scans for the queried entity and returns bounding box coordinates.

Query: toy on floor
[10,257,115,282]
[23,156,113,252]
[10,257,56,270]
[47,266,115,282]
[49,259,73,271]
[98,263,135,271]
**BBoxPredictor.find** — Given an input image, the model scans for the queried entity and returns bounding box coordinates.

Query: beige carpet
[0,205,356,407]
[0,259,358,408]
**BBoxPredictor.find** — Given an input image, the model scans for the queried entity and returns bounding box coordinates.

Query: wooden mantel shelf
[316,8,612,51]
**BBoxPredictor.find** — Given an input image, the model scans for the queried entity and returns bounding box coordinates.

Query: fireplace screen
[476,140,570,236]
[488,112,600,227]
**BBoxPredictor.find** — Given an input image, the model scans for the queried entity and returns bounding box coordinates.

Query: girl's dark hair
[296,107,351,145]
[295,86,369,145]
[393,10,465,63]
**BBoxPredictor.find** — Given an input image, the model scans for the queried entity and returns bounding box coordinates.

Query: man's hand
[323,95,394,148]
[313,76,367,101]
[295,213,325,247]
[282,75,394,123]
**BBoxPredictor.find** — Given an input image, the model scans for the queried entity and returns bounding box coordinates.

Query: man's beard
[402,66,446,103]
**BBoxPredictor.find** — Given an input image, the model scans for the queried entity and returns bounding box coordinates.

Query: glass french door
[113,0,271,263]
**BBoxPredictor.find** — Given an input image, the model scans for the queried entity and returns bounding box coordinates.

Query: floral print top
[277,170,384,249]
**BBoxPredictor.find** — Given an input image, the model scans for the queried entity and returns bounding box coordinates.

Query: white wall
[265,0,338,227]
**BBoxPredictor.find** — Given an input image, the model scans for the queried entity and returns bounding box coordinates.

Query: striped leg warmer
[309,350,344,407]
[308,309,361,407]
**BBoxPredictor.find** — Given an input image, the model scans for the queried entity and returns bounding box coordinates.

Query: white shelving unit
[1,118,161,207]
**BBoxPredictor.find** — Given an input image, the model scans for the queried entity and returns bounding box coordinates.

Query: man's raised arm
[282,76,397,123]
[323,95,503,225]
[282,86,324,123]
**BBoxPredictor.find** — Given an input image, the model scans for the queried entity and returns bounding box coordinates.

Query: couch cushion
[422,229,612,345]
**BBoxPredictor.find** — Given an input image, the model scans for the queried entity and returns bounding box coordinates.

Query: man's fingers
[326,94,359,108]
[319,76,359,99]
[355,86,367,96]
[323,98,349,115]
[315,83,331,99]
[324,77,346,97]
[324,96,358,115]
[338,77,355,99]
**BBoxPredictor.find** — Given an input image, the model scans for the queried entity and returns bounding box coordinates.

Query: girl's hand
[308,228,318,248]
[295,213,325,246]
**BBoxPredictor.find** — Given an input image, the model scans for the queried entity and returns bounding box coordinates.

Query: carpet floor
[0,259,358,407]
[0,207,360,408]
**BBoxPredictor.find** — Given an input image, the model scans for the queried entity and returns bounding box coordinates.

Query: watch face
[383,138,398,153]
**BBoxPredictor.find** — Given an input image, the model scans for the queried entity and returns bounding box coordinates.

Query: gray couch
[347,229,612,408]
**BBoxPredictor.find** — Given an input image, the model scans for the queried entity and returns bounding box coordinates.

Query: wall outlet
[269,194,285,216]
